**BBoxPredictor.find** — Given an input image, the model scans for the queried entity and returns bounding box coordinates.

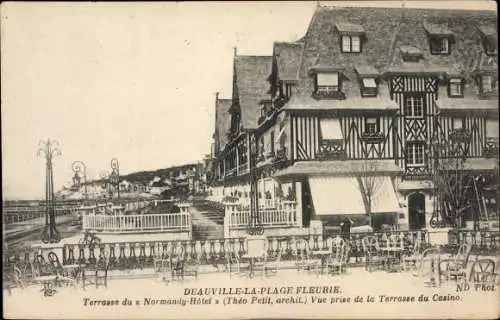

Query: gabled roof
[234,55,272,129]
[215,98,232,152]
[274,42,304,81]
[292,6,497,103]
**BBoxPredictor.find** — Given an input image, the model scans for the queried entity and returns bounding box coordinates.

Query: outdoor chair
[362,236,384,272]
[224,241,241,278]
[82,259,108,290]
[468,258,498,285]
[292,238,317,272]
[326,237,349,275]
[382,234,405,272]
[170,243,186,281]
[153,243,171,273]
[441,243,472,283]
[244,235,268,278]
[263,247,283,276]
[402,236,423,271]
[416,247,441,287]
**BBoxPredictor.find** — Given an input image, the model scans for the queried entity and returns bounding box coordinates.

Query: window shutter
[486,120,499,138]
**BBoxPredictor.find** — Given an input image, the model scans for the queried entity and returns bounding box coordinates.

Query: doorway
[408,193,426,230]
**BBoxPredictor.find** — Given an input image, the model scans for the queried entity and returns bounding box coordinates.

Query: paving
[4,267,498,319]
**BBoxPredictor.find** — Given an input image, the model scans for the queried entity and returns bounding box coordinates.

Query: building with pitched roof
[209,5,498,237]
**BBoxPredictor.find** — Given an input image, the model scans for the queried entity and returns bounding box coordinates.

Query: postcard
[2,1,499,319]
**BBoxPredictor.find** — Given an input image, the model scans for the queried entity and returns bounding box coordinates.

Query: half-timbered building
[210,5,498,237]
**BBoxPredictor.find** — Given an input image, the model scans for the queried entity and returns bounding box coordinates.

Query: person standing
[340,218,353,241]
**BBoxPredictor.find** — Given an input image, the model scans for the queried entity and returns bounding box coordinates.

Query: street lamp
[72,161,88,201]
[37,139,62,244]
[247,133,264,235]
[110,158,120,199]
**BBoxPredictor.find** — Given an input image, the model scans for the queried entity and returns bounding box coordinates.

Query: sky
[1,1,496,200]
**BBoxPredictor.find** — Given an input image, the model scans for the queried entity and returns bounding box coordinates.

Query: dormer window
[430,37,450,55]
[479,74,497,95]
[423,21,454,55]
[448,78,463,97]
[336,23,365,53]
[341,35,361,53]
[360,78,377,97]
[478,25,498,56]
[400,46,423,62]
[309,67,346,100]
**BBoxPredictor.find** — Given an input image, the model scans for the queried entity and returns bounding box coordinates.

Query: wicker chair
[326,237,349,275]
[468,258,498,285]
[224,241,241,278]
[362,236,384,272]
[441,243,472,283]
[292,238,317,272]
[264,247,283,276]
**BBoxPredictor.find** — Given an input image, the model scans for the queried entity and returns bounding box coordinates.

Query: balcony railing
[316,140,346,160]
[82,212,191,233]
[360,131,385,144]
[312,87,346,100]
[237,163,249,175]
[225,201,298,229]
[273,147,288,163]
[483,139,499,158]
[449,128,471,143]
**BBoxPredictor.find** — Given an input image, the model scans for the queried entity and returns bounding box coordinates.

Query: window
[341,35,361,53]
[407,143,425,166]
[365,117,379,134]
[360,77,378,97]
[404,94,425,118]
[430,37,450,55]
[452,118,464,130]
[320,118,343,140]
[316,73,339,92]
[482,75,493,93]
[448,78,463,97]
[486,119,499,139]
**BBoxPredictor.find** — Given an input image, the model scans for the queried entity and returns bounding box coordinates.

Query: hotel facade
[207,6,499,238]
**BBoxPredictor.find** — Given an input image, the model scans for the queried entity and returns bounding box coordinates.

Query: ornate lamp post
[100,170,111,200]
[110,158,120,199]
[37,139,62,244]
[72,161,88,201]
[247,133,264,235]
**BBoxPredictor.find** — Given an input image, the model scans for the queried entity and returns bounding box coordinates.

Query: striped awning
[309,176,366,215]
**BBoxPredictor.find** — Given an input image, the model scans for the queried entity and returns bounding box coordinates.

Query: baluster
[108,244,116,269]
[139,243,146,267]
[88,244,96,266]
[208,240,216,262]
[62,245,67,265]
[78,244,86,265]
[218,239,225,261]
[199,240,207,263]
[238,238,246,257]
[194,241,202,262]
[118,243,126,269]
[148,242,156,265]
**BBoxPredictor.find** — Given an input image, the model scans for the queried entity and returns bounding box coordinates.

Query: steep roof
[274,42,304,81]
[234,55,272,129]
[214,98,232,152]
[294,6,497,101]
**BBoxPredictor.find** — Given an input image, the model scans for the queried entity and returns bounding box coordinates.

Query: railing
[6,230,499,274]
[82,213,191,233]
[312,87,346,100]
[450,230,500,254]
[449,128,471,143]
[3,207,74,224]
[225,201,298,229]
[316,140,346,160]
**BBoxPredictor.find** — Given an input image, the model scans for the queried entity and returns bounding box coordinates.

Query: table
[311,250,332,274]
[380,247,404,272]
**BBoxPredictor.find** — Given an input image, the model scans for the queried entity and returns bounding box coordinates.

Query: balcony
[449,128,471,143]
[312,87,346,100]
[316,140,346,160]
[483,139,499,158]
[360,131,385,144]
[273,147,288,163]
[237,163,249,175]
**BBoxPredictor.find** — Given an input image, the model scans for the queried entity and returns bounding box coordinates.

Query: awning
[309,176,366,215]
[320,118,343,140]
[361,176,400,213]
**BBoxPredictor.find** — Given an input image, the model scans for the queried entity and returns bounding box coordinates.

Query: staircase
[190,201,225,240]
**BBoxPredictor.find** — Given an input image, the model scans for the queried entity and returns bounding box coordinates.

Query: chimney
[215,92,219,103]
[233,47,237,57]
